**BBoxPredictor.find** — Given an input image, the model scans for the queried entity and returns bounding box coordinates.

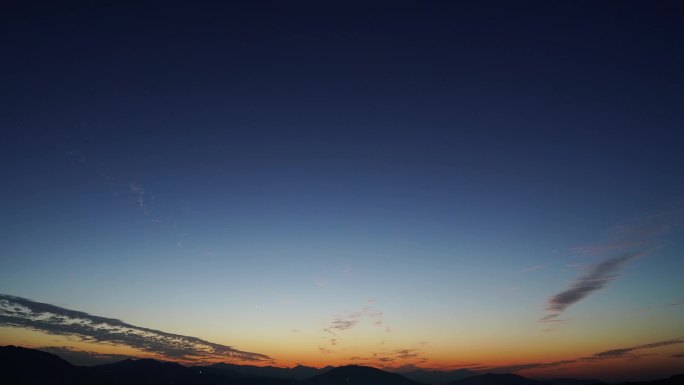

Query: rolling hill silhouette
[211,362,332,380]
[445,373,538,385]
[1,346,683,385]
[87,358,224,385]
[399,368,476,384]
[0,345,104,385]
[301,365,422,385]
[542,379,604,385]
[89,357,295,385]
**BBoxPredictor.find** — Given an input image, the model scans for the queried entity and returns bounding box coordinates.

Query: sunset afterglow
[2,1,683,383]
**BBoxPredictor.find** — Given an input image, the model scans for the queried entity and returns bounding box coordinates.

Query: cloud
[129,181,161,221]
[661,298,684,308]
[320,303,392,354]
[129,182,146,210]
[543,252,641,320]
[325,311,363,334]
[489,360,577,373]
[314,275,330,287]
[541,206,684,324]
[487,337,684,374]
[592,338,684,358]
[388,363,424,372]
[346,345,429,369]
[323,305,389,339]
[368,309,384,327]
[0,294,271,363]
[395,349,420,360]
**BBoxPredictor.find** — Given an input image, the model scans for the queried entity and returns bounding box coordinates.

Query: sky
[1,0,684,381]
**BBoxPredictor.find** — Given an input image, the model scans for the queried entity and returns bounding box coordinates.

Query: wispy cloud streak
[319,303,390,353]
[543,252,641,321]
[0,294,270,363]
[488,337,684,374]
[324,312,363,334]
[541,206,683,323]
[347,346,429,368]
[592,338,684,358]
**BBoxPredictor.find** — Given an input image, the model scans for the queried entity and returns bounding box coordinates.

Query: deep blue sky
[1,1,684,380]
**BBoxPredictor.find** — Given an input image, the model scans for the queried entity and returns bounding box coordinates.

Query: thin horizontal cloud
[0,294,271,363]
[592,338,684,358]
[661,298,684,308]
[395,349,420,360]
[347,345,429,369]
[488,337,684,374]
[390,362,487,373]
[489,359,577,373]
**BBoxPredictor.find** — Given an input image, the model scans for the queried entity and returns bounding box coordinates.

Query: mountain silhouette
[302,365,422,385]
[211,362,332,380]
[543,379,604,385]
[89,358,294,385]
[88,358,215,385]
[399,368,477,384]
[446,373,539,385]
[1,346,683,385]
[0,345,104,385]
[613,374,684,385]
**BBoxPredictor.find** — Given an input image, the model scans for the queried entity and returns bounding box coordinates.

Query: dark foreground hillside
[1,346,682,385]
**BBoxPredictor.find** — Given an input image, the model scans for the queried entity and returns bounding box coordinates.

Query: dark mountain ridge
[210,362,333,380]
[1,346,682,385]
[399,368,476,384]
[0,345,93,385]
[445,373,538,385]
[301,365,423,385]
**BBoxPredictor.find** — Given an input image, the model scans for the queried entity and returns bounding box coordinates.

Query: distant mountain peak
[302,365,421,385]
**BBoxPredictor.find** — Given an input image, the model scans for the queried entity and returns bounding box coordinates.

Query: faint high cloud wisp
[0,294,271,363]
[129,181,147,211]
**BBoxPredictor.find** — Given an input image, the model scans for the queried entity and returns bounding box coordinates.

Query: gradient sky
[1,1,684,382]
